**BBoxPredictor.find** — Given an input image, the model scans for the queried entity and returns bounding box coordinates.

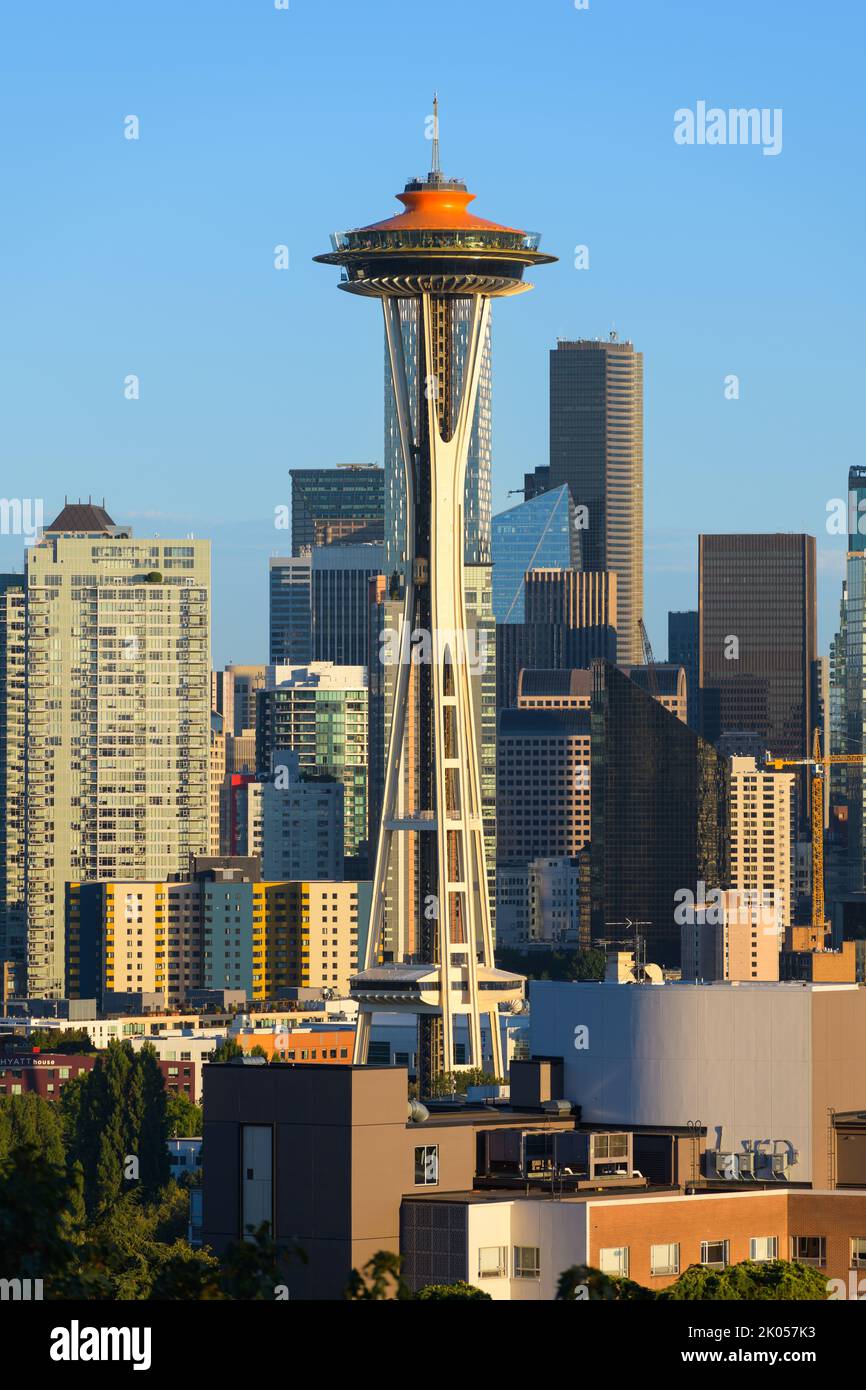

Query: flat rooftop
[402,1182,819,1207]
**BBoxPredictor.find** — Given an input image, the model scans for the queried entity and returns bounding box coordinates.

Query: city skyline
[0,0,860,665]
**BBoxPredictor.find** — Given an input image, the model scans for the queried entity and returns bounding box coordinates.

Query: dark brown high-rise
[698,534,817,768]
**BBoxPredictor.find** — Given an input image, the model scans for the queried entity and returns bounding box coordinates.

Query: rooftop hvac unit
[737,1150,757,1180]
[708,1150,739,1179]
[542,1099,573,1116]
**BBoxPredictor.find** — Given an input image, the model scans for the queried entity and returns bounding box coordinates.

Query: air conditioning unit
[707,1150,739,1179]
[737,1151,757,1179]
[542,1099,572,1116]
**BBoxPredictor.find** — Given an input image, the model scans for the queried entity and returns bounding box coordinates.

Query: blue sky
[0,0,861,664]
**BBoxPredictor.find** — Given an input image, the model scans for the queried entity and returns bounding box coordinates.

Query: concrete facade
[529,980,866,1187]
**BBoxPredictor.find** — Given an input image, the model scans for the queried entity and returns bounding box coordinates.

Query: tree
[137,1044,170,1199]
[345,1250,412,1300]
[165,1092,203,1138]
[428,1068,502,1098]
[495,946,605,983]
[556,1264,655,1300]
[416,1281,492,1300]
[65,1040,169,1214]
[659,1259,828,1301]
[27,1027,96,1054]
[210,1038,244,1064]
[0,1093,66,1167]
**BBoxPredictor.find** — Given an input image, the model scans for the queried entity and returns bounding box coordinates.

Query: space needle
[315,100,556,1095]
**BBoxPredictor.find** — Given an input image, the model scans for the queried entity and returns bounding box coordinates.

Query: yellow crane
[768,729,865,929]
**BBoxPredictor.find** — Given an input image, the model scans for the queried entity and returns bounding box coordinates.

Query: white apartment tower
[25,502,210,996]
[728,756,795,933]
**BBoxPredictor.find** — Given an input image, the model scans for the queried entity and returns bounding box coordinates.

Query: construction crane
[767,729,866,929]
[638,618,660,701]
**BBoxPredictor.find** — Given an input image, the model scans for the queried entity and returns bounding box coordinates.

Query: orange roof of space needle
[360,185,522,236]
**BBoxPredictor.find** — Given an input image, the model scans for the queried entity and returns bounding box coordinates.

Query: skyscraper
[590,660,729,966]
[25,502,210,997]
[549,337,644,664]
[496,568,617,710]
[311,541,384,666]
[698,535,817,773]
[211,664,267,737]
[289,465,384,556]
[668,609,700,730]
[256,663,368,859]
[0,575,26,991]
[315,104,551,1088]
[497,708,591,863]
[269,555,312,666]
[491,484,573,624]
[728,755,794,932]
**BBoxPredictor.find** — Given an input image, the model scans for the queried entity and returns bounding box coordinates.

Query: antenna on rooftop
[431,93,441,177]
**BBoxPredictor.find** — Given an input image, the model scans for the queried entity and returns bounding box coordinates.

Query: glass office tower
[289,465,384,556]
[269,556,312,666]
[549,338,644,664]
[491,484,574,624]
[590,660,729,967]
[698,533,817,763]
[668,609,700,731]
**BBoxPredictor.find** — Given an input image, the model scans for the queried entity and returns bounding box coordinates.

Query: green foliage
[659,1259,829,1301]
[64,1039,170,1215]
[0,1144,92,1291]
[0,1139,296,1300]
[496,946,606,983]
[24,1027,96,1054]
[165,1091,203,1138]
[556,1264,656,1300]
[345,1249,412,1300]
[210,1038,244,1064]
[415,1281,492,1300]
[0,1093,66,1167]
[428,1068,502,1098]
[137,1044,170,1198]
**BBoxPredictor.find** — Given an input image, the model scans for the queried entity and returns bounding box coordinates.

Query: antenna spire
[431,92,440,177]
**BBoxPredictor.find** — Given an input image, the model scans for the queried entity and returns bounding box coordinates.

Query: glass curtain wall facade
[289,466,384,556]
[846,558,866,890]
[256,669,368,859]
[668,609,700,731]
[491,485,574,624]
[590,660,729,966]
[698,534,817,766]
[269,556,312,666]
[549,338,644,664]
[311,543,384,667]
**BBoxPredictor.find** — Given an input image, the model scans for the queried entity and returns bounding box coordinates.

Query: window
[851,1238,866,1268]
[750,1236,778,1261]
[599,1246,629,1277]
[791,1236,825,1267]
[701,1240,729,1269]
[241,1125,272,1241]
[414,1145,438,1186]
[514,1246,540,1279]
[650,1242,680,1276]
[478,1246,508,1279]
